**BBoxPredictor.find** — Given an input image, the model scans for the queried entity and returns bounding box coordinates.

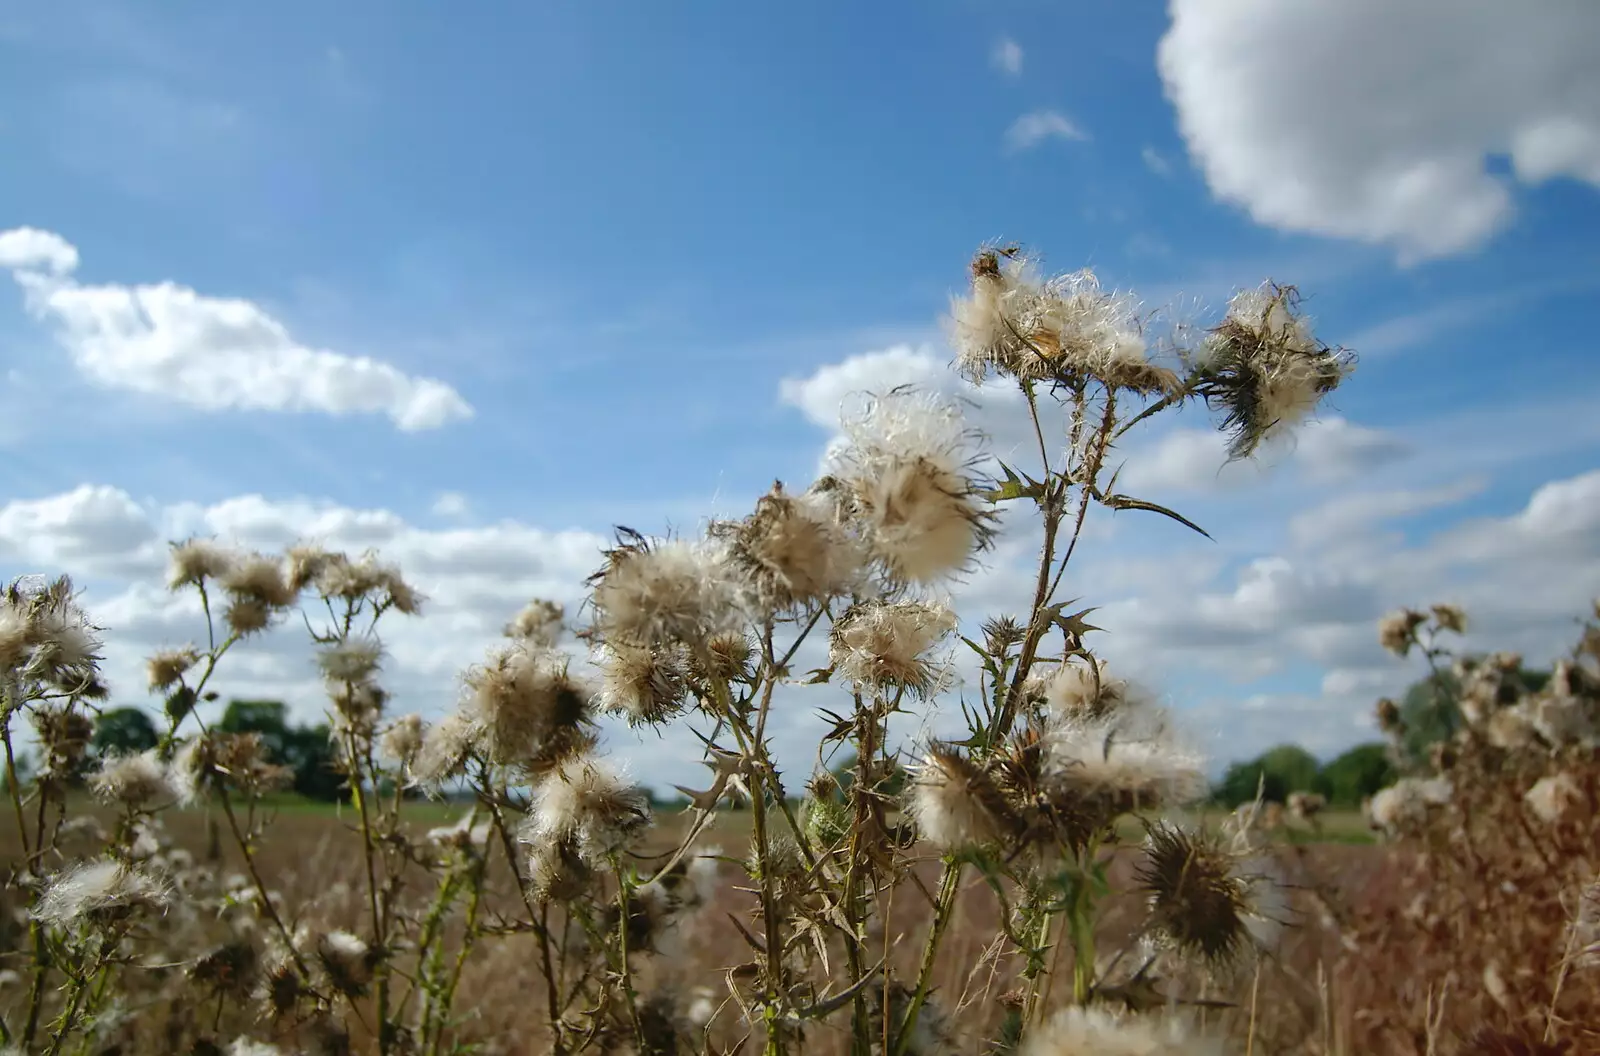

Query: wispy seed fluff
[1195,282,1353,460]
[379,714,425,767]
[1378,608,1428,656]
[219,551,298,609]
[410,712,478,786]
[829,388,994,585]
[710,482,866,612]
[460,643,591,767]
[146,645,201,691]
[1045,709,1209,811]
[506,598,566,647]
[1038,656,1133,721]
[829,599,957,696]
[520,753,651,882]
[1367,776,1453,837]
[89,749,174,807]
[589,531,750,649]
[594,642,691,725]
[33,859,170,929]
[908,746,1007,851]
[316,636,384,686]
[168,538,240,590]
[1019,1006,1221,1056]
[948,249,1175,394]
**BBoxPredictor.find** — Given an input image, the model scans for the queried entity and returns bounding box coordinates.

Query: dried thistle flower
[89,749,174,806]
[1430,602,1469,634]
[460,642,592,767]
[219,552,297,609]
[710,481,866,612]
[311,551,423,614]
[829,599,957,696]
[907,745,1008,851]
[1194,282,1353,459]
[33,859,170,929]
[0,576,103,692]
[1367,776,1453,836]
[1378,608,1428,656]
[520,752,651,870]
[588,531,750,649]
[379,713,425,766]
[1020,1005,1221,1056]
[147,645,201,691]
[169,538,240,590]
[506,598,565,646]
[410,712,478,785]
[948,251,1174,395]
[1136,823,1282,967]
[1045,711,1208,814]
[312,929,377,997]
[224,597,273,637]
[1039,656,1131,720]
[1525,771,1585,825]
[829,388,995,584]
[594,642,690,725]
[315,636,383,685]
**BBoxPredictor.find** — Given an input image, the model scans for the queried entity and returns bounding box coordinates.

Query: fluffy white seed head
[506,599,566,646]
[908,747,1004,851]
[379,714,425,766]
[828,389,991,585]
[410,712,479,786]
[590,535,751,650]
[1368,776,1453,836]
[1020,1006,1221,1056]
[89,749,174,807]
[594,642,690,725]
[828,599,957,696]
[146,645,201,692]
[713,483,867,613]
[460,643,591,767]
[316,637,384,686]
[33,860,170,929]
[521,753,651,868]
[1045,711,1208,809]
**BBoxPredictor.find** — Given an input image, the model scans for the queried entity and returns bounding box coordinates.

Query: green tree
[91,707,160,756]
[1317,742,1396,808]
[1214,743,1322,807]
[218,699,344,802]
[1396,659,1549,765]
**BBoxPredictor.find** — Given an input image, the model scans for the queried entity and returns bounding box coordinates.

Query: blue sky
[2,0,1598,789]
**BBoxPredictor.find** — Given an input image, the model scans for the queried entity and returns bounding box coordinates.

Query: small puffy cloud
[1005,110,1088,153]
[991,37,1024,76]
[1158,0,1600,260]
[0,227,472,431]
[432,492,469,518]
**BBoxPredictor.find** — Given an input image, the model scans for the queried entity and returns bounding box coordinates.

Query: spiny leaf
[1095,491,1212,539]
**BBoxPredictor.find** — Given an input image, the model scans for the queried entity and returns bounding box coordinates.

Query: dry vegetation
[1,246,1595,1055]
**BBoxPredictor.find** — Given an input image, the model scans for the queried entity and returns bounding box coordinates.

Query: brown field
[0,797,1385,1054]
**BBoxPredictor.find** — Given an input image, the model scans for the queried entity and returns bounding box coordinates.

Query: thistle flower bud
[828,599,957,696]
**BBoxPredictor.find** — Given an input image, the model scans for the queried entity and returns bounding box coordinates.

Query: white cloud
[1157,0,1600,260]
[1288,477,1485,549]
[1,227,473,430]
[432,492,469,518]
[1005,110,1088,153]
[991,37,1024,77]
[1118,417,1407,496]
[1141,146,1173,176]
